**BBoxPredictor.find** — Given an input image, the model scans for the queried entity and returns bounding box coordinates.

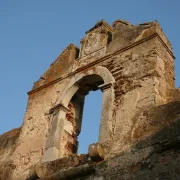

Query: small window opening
[62,75,104,156]
[78,90,103,154]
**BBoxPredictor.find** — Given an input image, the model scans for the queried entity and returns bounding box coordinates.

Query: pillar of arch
[42,66,115,162]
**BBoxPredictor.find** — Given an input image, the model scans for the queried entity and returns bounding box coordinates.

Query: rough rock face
[0,128,20,180]
[0,19,179,180]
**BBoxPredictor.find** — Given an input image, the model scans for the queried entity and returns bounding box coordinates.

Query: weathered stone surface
[33,44,79,90]
[88,143,104,162]
[0,128,20,180]
[0,19,179,180]
[27,154,89,179]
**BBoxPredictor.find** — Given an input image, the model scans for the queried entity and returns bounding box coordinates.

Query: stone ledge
[49,104,69,114]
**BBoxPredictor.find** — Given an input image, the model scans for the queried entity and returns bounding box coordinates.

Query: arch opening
[61,74,104,156]
[42,66,115,162]
[78,90,103,154]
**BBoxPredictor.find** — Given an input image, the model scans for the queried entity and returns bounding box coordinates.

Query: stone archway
[42,66,115,162]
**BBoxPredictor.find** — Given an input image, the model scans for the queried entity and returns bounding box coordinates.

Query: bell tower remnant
[0,19,179,180]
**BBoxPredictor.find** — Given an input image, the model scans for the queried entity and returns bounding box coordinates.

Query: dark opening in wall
[78,90,103,154]
[62,74,104,156]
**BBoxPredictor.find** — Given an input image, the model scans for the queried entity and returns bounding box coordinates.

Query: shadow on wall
[98,101,180,180]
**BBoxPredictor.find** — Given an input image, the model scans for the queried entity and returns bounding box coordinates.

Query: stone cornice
[99,83,113,92]
[49,103,69,114]
[28,33,174,95]
[86,20,113,34]
[155,34,174,59]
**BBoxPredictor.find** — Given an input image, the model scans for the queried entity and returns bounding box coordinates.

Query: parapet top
[112,19,132,27]
[29,18,174,94]
[86,20,113,34]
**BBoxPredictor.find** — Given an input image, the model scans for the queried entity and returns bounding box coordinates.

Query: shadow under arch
[42,66,115,162]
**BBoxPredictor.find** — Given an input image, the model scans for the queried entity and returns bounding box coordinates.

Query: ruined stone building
[0,19,180,180]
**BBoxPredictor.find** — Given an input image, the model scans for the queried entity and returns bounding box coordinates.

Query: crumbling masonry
[1,19,180,180]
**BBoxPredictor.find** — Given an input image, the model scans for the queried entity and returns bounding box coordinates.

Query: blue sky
[0,1,180,153]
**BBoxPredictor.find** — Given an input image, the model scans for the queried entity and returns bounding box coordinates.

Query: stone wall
[0,19,179,180]
[0,128,20,180]
[74,101,180,180]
